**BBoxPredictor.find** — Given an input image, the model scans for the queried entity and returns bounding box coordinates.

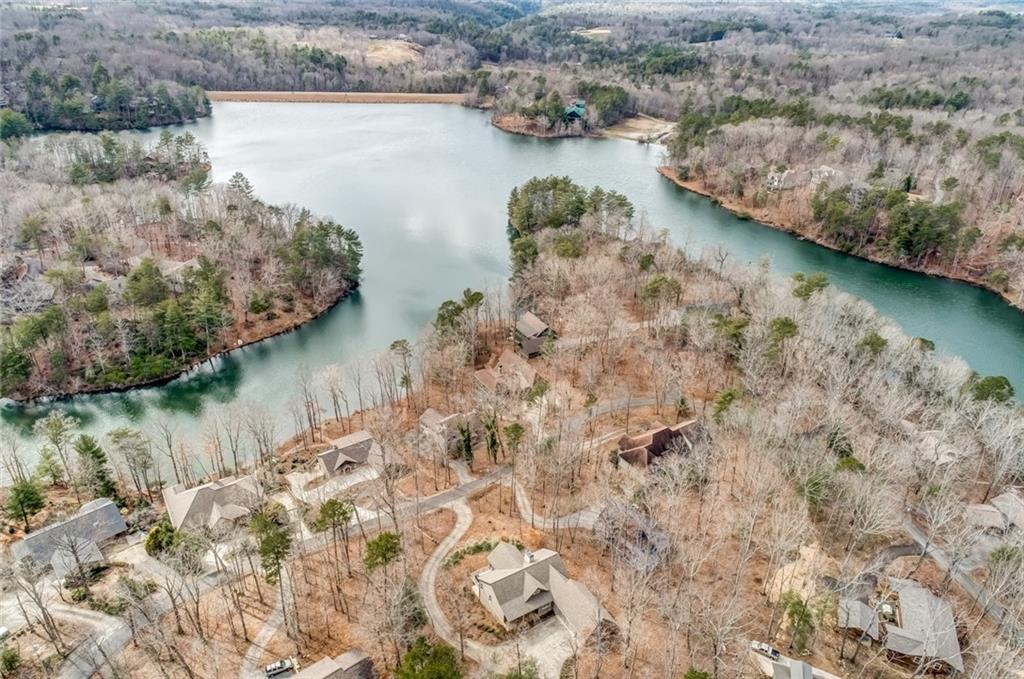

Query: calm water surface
[3,103,1022,464]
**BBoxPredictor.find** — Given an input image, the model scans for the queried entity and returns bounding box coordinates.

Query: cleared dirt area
[206,91,467,104]
[366,39,424,66]
[601,114,675,142]
[573,27,612,38]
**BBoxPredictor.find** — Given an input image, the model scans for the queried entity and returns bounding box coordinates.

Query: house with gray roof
[292,648,373,679]
[472,543,615,641]
[990,489,1024,531]
[162,475,259,531]
[882,578,964,673]
[418,408,479,451]
[12,498,126,567]
[965,503,1008,534]
[51,537,106,580]
[837,599,880,641]
[515,311,553,357]
[317,430,383,477]
[474,348,538,395]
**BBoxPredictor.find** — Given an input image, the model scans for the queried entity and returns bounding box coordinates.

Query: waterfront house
[51,536,107,580]
[163,475,259,531]
[514,311,553,357]
[474,348,538,395]
[12,498,127,568]
[419,408,479,451]
[316,430,383,477]
[564,99,586,121]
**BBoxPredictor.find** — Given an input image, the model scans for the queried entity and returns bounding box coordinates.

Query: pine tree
[6,478,45,532]
[74,434,119,501]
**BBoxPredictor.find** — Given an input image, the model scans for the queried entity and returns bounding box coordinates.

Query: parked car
[750,640,780,661]
[0,626,9,641]
[264,659,294,677]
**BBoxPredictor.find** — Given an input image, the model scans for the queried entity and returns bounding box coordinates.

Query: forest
[0,131,362,400]
[0,174,1021,679]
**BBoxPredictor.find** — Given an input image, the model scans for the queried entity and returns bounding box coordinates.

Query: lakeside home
[163,475,259,531]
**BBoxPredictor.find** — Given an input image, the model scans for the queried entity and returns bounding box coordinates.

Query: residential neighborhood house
[317,430,383,477]
[471,542,615,643]
[162,475,260,531]
[617,419,699,468]
[514,311,553,358]
[418,408,479,452]
[292,648,374,679]
[11,498,127,572]
[475,348,538,395]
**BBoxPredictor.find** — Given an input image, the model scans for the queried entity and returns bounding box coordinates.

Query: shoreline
[656,167,1022,313]
[2,286,357,406]
[206,90,468,104]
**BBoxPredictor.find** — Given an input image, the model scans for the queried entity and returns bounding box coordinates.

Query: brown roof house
[474,348,538,395]
[880,578,964,674]
[317,430,383,477]
[617,419,700,468]
[163,475,260,532]
[12,498,127,570]
[471,543,616,643]
[515,311,553,358]
[292,648,374,679]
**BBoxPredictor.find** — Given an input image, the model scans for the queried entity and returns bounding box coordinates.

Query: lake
[3,102,1022,469]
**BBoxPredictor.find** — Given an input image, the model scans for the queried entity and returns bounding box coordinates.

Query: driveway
[286,466,379,505]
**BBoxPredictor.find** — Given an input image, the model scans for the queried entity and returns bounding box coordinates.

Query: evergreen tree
[6,478,45,532]
[395,637,461,679]
[74,434,119,501]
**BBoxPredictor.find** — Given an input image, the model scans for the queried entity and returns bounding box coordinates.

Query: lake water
[3,102,1022,467]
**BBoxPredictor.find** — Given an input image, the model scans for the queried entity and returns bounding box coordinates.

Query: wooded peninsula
[0,132,363,401]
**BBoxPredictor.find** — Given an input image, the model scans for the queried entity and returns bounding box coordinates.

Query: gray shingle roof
[51,537,104,579]
[516,312,550,339]
[838,599,880,640]
[884,578,964,672]
[162,475,259,531]
[317,431,381,476]
[12,498,126,566]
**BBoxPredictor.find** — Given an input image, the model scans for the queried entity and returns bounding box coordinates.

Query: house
[418,408,478,451]
[965,503,1008,534]
[474,348,538,395]
[162,475,259,531]
[317,430,382,477]
[749,643,841,679]
[51,537,106,580]
[293,648,374,679]
[990,489,1024,531]
[471,543,615,642]
[617,419,699,468]
[12,498,127,567]
[881,578,964,673]
[837,598,880,641]
[514,311,553,357]
[564,99,586,121]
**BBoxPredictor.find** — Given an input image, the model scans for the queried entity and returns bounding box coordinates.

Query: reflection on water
[2,103,1022,466]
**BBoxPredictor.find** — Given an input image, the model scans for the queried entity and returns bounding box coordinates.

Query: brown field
[601,114,675,142]
[366,39,425,66]
[206,91,467,104]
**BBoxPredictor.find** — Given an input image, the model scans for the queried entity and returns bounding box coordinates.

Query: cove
[2,102,1022,460]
